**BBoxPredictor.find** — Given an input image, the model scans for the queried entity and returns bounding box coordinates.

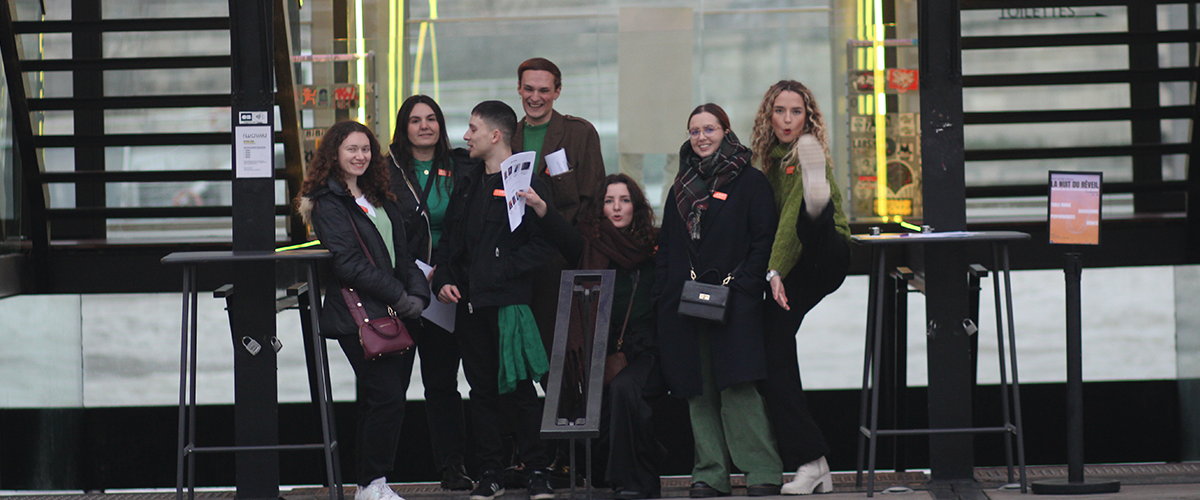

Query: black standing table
[851,231,1029,496]
[162,250,341,500]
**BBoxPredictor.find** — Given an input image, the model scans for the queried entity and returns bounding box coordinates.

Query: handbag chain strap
[685,243,738,285]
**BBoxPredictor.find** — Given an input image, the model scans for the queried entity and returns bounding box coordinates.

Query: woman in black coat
[653,104,782,497]
[386,95,477,490]
[296,120,430,500]
[520,173,664,499]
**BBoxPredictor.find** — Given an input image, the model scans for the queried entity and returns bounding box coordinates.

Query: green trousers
[687,327,783,492]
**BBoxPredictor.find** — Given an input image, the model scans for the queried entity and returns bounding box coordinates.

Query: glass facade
[0,0,1192,412]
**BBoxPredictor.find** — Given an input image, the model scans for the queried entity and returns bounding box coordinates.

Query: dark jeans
[410,317,468,470]
[760,199,850,470]
[338,336,416,485]
[603,352,667,494]
[455,303,548,473]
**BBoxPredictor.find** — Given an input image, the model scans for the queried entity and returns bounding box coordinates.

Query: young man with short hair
[512,59,609,436]
[431,100,557,500]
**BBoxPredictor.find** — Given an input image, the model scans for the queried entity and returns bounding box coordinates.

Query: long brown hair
[750,80,829,173]
[388,94,455,196]
[296,120,394,206]
[581,173,657,249]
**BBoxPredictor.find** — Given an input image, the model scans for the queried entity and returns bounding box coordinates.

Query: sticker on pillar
[235,126,274,178]
[887,69,919,93]
[899,114,917,136]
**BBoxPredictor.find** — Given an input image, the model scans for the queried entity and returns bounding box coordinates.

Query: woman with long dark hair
[296,120,430,500]
[521,173,663,499]
[749,80,851,495]
[654,103,782,498]
[385,95,477,490]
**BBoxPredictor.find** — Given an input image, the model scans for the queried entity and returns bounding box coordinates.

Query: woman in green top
[749,80,852,495]
[385,95,478,491]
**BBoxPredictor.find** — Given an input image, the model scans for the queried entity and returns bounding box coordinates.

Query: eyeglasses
[687,125,721,139]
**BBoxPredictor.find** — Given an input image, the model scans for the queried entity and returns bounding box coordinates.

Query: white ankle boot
[781,456,832,495]
[795,134,830,219]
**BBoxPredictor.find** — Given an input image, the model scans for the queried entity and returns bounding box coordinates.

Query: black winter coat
[303,179,431,337]
[653,144,778,397]
[387,146,478,263]
[430,162,557,309]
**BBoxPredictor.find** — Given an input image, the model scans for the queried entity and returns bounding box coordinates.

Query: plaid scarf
[673,131,751,240]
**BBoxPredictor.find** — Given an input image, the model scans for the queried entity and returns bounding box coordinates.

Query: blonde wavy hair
[750,80,830,174]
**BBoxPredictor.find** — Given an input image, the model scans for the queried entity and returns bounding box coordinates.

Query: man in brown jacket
[510,57,606,345]
[508,56,607,486]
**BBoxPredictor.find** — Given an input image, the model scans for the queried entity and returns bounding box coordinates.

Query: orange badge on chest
[786,166,796,175]
[712,191,728,201]
[438,169,451,177]
[493,189,506,197]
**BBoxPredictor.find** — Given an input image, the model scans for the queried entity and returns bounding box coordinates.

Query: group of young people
[294,57,851,500]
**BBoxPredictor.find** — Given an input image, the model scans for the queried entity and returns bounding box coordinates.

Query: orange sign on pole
[1048,171,1102,245]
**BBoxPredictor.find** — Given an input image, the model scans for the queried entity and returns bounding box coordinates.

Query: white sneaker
[795,134,830,219]
[781,456,833,495]
[356,480,404,500]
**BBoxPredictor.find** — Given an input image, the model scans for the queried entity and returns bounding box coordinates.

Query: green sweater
[764,145,851,278]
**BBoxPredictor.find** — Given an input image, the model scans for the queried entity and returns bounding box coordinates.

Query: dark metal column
[1129,4,1176,213]
[229,0,279,499]
[918,0,974,482]
[63,0,105,240]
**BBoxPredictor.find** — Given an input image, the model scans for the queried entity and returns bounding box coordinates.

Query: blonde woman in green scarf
[749,80,853,495]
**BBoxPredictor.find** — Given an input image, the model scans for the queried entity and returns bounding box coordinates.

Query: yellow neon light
[872,0,888,217]
[413,21,428,95]
[355,0,367,123]
[412,1,441,100]
[896,217,921,232]
[430,0,440,101]
[388,1,402,140]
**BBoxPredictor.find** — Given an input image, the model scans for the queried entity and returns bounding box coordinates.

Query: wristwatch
[765,269,781,282]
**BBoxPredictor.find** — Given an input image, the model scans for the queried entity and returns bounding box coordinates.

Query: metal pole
[1032,253,1119,494]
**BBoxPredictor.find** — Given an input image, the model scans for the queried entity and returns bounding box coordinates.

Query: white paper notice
[544,148,569,176]
[235,126,274,178]
[415,260,455,332]
[500,151,537,232]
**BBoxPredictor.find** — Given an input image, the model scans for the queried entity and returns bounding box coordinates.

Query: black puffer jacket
[430,162,557,309]
[299,178,431,337]
[387,146,478,262]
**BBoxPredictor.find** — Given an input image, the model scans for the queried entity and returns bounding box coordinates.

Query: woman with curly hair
[296,120,430,500]
[749,80,852,495]
[521,173,664,499]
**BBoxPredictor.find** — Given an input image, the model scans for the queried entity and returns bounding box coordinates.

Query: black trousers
[456,303,548,473]
[603,352,667,494]
[338,336,416,485]
[410,318,468,470]
[760,200,851,470]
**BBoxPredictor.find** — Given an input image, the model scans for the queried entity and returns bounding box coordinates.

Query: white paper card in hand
[500,151,537,232]
[415,259,455,332]
[545,148,569,176]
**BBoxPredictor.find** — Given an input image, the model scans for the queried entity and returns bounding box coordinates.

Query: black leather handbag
[678,249,740,323]
[678,276,731,323]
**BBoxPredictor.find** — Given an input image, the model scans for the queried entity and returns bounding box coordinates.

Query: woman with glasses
[749,80,851,495]
[653,103,782,498]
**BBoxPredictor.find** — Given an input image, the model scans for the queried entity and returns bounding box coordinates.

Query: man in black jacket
[431,101,558,500]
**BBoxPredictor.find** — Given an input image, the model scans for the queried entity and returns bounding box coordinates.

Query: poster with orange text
[1048,171,1102,245]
